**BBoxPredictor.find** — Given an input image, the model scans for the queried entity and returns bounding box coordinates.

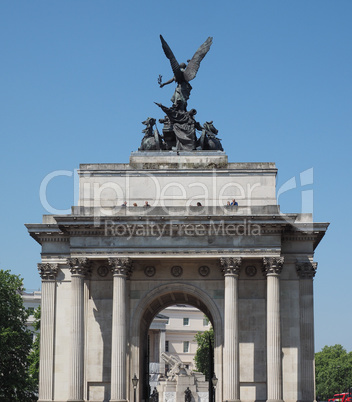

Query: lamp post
[132,373,139,402]
[212,374,218,402]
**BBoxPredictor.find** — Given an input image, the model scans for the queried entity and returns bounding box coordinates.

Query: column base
[297,400,315,402]
[267,400,284,402]
[109,400,128,402]
[67,399,85,402]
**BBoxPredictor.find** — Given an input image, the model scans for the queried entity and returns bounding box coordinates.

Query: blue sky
[0,1,351,352]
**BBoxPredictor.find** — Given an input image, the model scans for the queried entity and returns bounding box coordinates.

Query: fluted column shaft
[263,257,284,402]
[221,257,241,402]
[37,263,58,402]
[67,258,91,402]
[109,258,132,402]
[296,261,317,402]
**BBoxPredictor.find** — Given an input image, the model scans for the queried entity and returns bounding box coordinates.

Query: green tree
[194,327,214,380]
[315,344,352,401]
[28,306,40,392]
[0,269,37,401]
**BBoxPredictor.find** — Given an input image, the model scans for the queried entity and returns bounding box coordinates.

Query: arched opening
[147,304,212,398]
[130,283,223,402]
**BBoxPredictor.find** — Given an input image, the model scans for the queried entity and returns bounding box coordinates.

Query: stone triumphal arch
[27,151,328,402]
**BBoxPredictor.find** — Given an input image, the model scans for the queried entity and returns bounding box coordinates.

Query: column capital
[109,257,133,278]
[220,257,242,276]
[38,263,59,280]
[67,257,91,277]
[262,256,284,276]
[296,261,317,279]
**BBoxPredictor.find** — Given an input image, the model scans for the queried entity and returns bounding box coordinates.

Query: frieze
[61,221,287,238]
[262,257,284,276]
[108,257,133,277]
[55,226,323,244]
[296,261,317,279]
[38,263,59,280]
[67,257,91,276]
[64,248,280,257]
[220,257,242,276]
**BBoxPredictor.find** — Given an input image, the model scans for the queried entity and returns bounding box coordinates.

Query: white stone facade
[26,151,329,402]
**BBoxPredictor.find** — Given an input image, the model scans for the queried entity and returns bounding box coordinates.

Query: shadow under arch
[129,282,223,402]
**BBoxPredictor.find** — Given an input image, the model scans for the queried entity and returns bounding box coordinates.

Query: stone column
[262,257,284,402]
[159,329,166,376]
[296,261,317,402]
[220,257,242,402]
[37,263,59,402]
[67,257,91,402]
[109,257,133,402]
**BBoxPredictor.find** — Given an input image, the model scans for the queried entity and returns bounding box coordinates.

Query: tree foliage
[194,327,213,380]
[0,269,37,401]
[28,306,40,392]
[315,344,352,401]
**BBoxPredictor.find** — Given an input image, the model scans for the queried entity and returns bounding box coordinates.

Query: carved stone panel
[171,266,183,277]
[198,265,210,277]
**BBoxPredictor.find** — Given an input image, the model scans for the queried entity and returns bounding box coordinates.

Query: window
[27,307,35,315]
[183,341,189,353]
[165,340,169,352]
[183,317,189,326]
[203,317,209,326]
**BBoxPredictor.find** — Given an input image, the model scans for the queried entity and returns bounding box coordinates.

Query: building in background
[21,290,41,340]
[149,304,210,376]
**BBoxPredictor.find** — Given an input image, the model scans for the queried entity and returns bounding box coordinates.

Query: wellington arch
[26,150,329,402]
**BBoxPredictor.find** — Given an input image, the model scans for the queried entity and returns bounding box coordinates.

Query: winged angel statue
[159,35,213,110]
